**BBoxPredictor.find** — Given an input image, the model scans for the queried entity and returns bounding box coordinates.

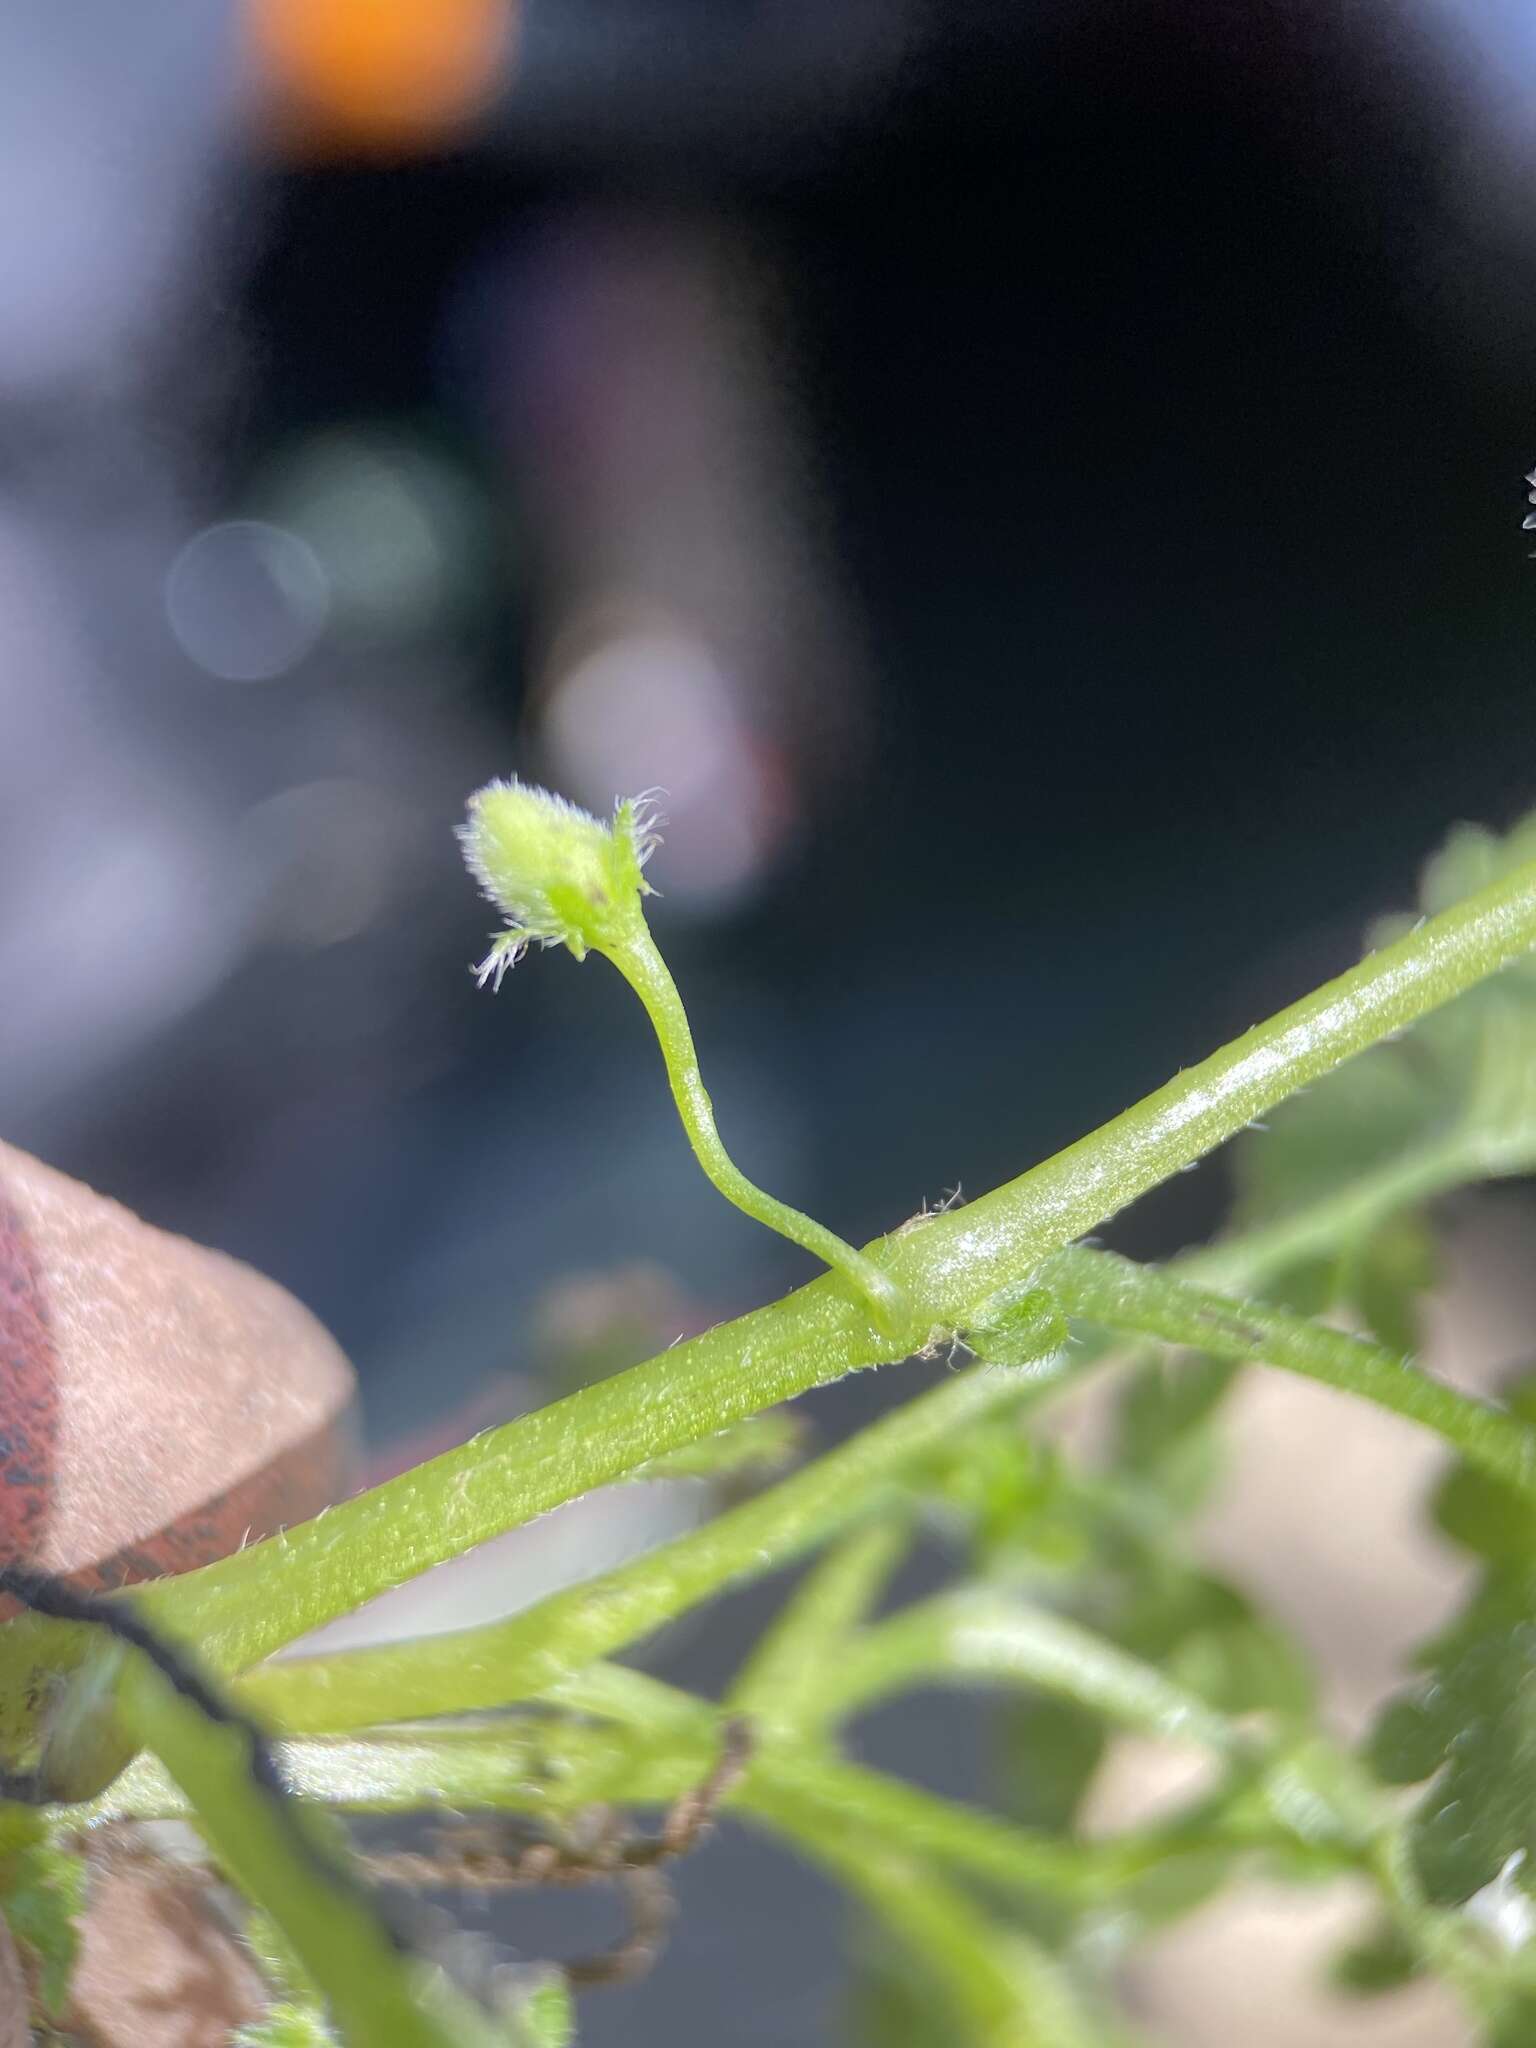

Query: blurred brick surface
[62,1840,267,2048]
[0,1137,357,1595]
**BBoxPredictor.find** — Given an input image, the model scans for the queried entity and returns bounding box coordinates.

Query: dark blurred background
[1,0,1533,2037]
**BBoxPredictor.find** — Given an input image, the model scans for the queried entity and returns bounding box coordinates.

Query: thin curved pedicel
[458,778,909,1338]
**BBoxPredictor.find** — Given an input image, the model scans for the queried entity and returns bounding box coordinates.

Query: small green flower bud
[457,771,909,1336]
[457,778,661,985]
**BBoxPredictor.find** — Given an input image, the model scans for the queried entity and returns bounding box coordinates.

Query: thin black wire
[0,1564,414,1951]
[0,1564,286,1796]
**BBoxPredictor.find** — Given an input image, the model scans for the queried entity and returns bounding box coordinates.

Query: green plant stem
[920,855,1536,1310]
[81,1649,1412,2017]
[1188,1140,1478,1296]
[111,1658,498,2048]
[741,1751,1141,1904]
[1041,1247,1536,1503]
[46,849,1534,1696]
[761,1801,1106,2048]
[88,1708,1131,1907]
[538,1662,1191,1903]
[84,1716,672,1823]
[728,1518,908,1737]
[539,1652,712,1732]
[232,1362,1058,1736]
[624,1410,804,1483]
[606,929,911,1336]
[798,1588,1239,1751]
[85,1633,1207,1935]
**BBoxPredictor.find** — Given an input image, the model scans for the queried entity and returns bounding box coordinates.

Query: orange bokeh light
[247,0,514,157]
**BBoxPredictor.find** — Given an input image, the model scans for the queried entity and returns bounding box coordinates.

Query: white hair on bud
[627,787,669,870]
[471,931,529,991]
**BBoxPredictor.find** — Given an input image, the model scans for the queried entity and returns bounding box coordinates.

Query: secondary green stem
[1188,1139,1476,1296]
[85,1650,1460,2019]
[728,1518,909,1737]
[1041,1247,1536,1504]
[798,1588,1239,1752]
[742,1750,1152,1903]
[232,1359,1060,1736]
[88,1703,1134,1907]
[606,930,910,1335]
[758,1801,1104,2048]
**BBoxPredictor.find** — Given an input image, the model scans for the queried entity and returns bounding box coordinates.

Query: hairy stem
[760,1800,1106,2048]
[90,1700,1133,1907]
[1042,1247,1536,1502]
[608,930,911,1335]
[739,1751,1146,1904]
[798,1588,1239,1751]
[728,1518,909,1737]
[48,849,1535,1695]
[233,1360,1059,1736]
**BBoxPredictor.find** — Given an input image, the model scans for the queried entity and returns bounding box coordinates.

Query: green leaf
[1000,1691,1107,1836]
[1231,1051,1434,1258]
[1418,817,1536,926]
[1113,1351,1236,1512]
[1150,1575,1314,1720]
[1330,1917,1422,1996]
[1084,1520,1316,1722]
[1371,1368,1536,1911]
[1370,1567,1536,1904]
[943,1407,1315,1754]
[1433,1372,1536,1563]
[0,1830,86,2018]
[1346,1209,1439,1358]
[925,1425,1093,1574]
[1116,1351,1237,1475]
[1490,1989,1536,2048]
[1234,1186,1437,1356]
[1106,1846,1236,1937]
